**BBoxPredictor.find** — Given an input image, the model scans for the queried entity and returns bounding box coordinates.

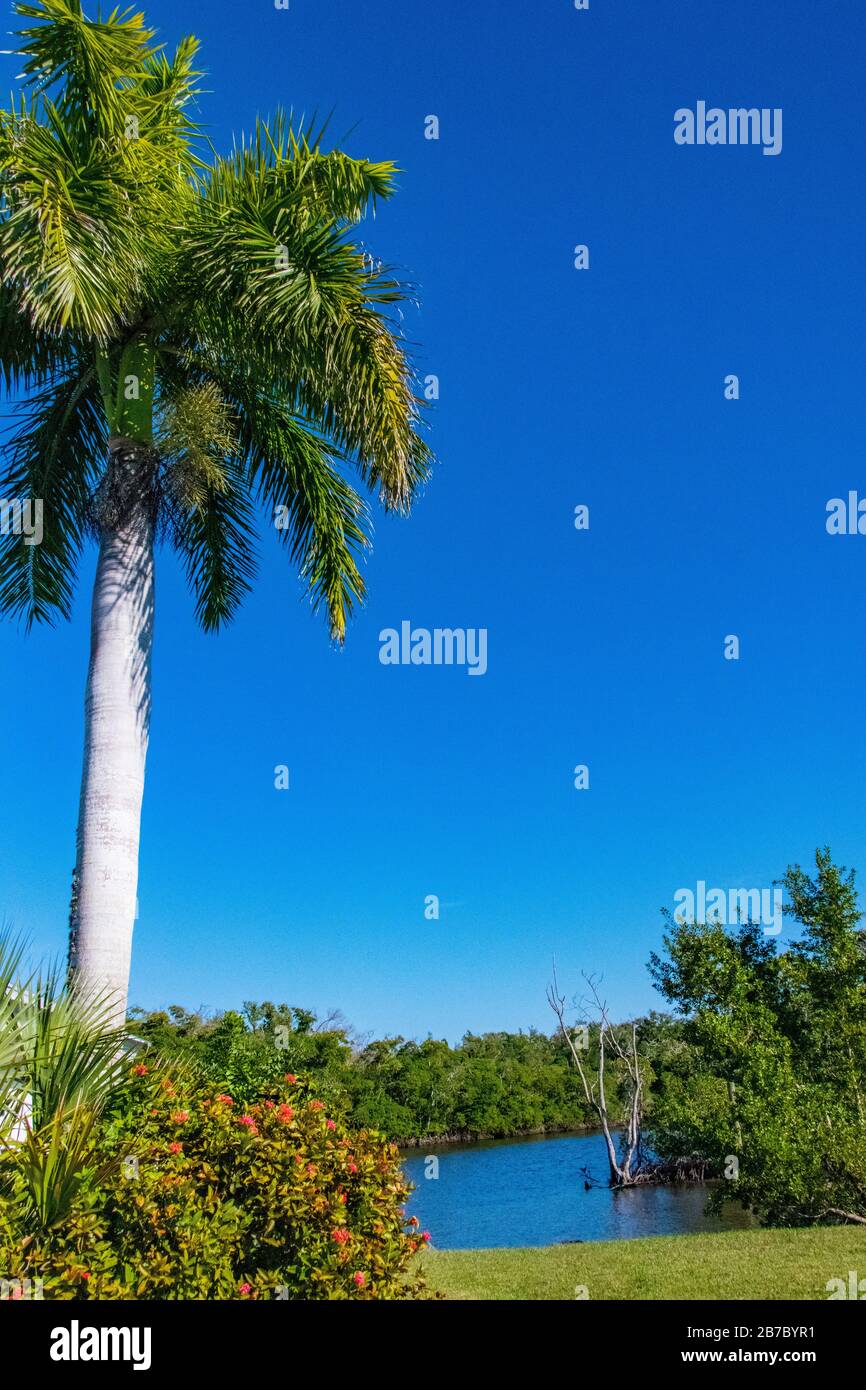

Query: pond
[402,1131,752,1250]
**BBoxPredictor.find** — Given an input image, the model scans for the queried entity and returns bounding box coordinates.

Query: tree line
[132,849,866,1227]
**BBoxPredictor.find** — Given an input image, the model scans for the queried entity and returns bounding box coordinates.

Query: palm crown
[0,0,430,638]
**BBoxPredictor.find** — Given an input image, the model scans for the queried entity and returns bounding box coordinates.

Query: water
[402,1131,753,1250]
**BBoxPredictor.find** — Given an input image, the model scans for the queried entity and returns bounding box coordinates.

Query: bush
[0,1065,433,1300]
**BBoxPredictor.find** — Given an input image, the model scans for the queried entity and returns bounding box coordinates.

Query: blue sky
[2,0,866,1043]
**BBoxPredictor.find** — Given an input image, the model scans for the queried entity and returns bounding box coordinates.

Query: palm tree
[0,2,431,1023]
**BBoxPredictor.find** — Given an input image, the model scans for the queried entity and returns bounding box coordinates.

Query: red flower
[133,1063,148,1076]
[421,1231,431,1243]
[309,1100,325,1112]
[277,1104,294,1123]
[348,1162,358,1174]
[216,1094,233,1106]
[238,1115,258,1134]
[169,1142,183,1154]
[353,1272,366,1288]
[284,1073,297,1084]
[238,1283,251,1296]
[307,1164,317,1177]
[81,1272,90,1281]
[170,1110,189,1125]
[408,1215,419,1227]
[326,1118,336,1130]
[331,1228,351,1245]
[264,1100,275,1109]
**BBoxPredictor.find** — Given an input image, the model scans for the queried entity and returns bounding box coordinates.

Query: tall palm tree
[0,1,431,1023]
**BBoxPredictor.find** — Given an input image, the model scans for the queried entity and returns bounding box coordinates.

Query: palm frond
[168,454,257,631]
[0,1101,123,1232]
[215,371,370,640]
[0,364,105,623]
[0,934,127,1229]
[214,111,397,222]
[0,98,150,333]
[0,277,77,392]
[21,963,126,1131]
[13,0,160,131]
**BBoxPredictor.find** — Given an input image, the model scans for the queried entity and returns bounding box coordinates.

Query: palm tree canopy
[0,0,431,636]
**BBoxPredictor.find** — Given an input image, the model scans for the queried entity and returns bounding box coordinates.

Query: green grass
[420,1227,866,1300]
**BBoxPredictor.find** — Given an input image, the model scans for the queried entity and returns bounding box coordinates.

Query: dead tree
[547,965,646,1188]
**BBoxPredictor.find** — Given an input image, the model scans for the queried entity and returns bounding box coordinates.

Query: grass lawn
[420,1226,866,1300]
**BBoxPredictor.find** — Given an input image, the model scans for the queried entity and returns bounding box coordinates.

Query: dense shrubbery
[0,1062,431,1300]
[129,1003,658,1142]
[648,850,866,1226]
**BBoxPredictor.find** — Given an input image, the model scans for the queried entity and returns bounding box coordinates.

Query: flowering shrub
[0,1067,433,1300]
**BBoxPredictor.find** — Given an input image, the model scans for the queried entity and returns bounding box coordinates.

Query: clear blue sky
[2,0,866,1043]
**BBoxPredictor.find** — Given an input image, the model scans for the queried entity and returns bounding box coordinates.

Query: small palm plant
[0,2,431,1020]
[0,933,128,1234]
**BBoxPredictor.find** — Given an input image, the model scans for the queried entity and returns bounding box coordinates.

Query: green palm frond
[0,365,105,623]
[21,964,126,1131]
[0,1100,122,1232]
[187,270,429,511]
[214,111,397,222]
[294,305,432,510]
[176,112,430,512]
[0,932,32,1098]
[168,455,257,631]
[0,278,76,391]
[0,934,129,1230]
[1,7,198,334]
[13,0,160,128]
[0,97,148,333]
[216,371,371,640]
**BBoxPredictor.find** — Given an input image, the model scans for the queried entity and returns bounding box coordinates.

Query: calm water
[402,1131,752,1250]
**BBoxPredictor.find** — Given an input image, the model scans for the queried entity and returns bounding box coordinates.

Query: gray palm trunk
[69,439,155,1027]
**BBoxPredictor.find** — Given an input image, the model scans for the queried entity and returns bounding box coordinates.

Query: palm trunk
[69,443,155,1026]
